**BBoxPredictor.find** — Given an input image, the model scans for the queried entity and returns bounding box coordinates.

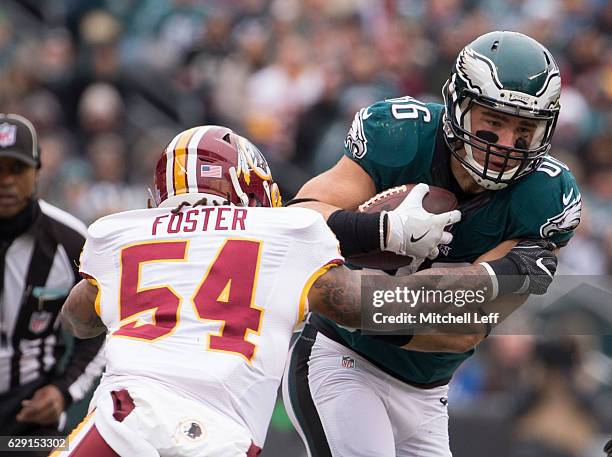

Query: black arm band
[327,209,384,257]
[285,198,320,206]
[483,257,524,297]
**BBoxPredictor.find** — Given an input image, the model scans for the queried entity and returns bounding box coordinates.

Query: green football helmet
[443,31,561,189]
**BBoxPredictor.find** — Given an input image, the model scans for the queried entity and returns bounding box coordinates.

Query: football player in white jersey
[56,125,558,457]
[53,125,371,457]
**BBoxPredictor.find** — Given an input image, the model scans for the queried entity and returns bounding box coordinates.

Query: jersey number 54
[115,239,264,362]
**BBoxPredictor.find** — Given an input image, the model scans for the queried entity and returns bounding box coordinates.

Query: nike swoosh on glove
[383,183,461,260]
[505,239,557,295]
[481,239,558,298]
[505,239,558,295]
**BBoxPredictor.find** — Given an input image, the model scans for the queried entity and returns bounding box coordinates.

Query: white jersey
[79,205,342,446]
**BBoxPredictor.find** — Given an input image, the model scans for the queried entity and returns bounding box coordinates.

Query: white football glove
[383,183,461,260]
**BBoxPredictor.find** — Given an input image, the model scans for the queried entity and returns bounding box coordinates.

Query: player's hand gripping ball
[347,183,459,270]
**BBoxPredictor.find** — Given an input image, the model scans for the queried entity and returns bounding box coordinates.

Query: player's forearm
[310,265,492,330]
[309,257,541,340]
[477,292,528,325]
[61,280,106,339]
[407,264,519,331]
[61,306,106,339]
[398,264,529,350]
[412,264,491,292]
[309,267,362,328]
[371,265,493,336]
[374,266,489,353]
[310,266,488,353]
[394,264,494,313]
[61,309,105,339]
[309,267,488,354]
[291,200,344,220]
[401,291,528,353]
[401,299,528,355]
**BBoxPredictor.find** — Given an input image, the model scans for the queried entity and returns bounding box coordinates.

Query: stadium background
[1,0,611,455]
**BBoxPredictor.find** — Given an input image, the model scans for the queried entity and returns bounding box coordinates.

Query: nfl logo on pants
[341,356,355,369]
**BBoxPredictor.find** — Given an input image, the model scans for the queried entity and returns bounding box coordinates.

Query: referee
[0,114,104,455]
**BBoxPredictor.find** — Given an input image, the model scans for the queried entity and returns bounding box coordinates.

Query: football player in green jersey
[282,31,582,457]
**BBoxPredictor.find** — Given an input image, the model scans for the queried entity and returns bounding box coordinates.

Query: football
[346,184,458,270]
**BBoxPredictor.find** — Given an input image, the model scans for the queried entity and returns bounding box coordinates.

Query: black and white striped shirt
[0,200,104,407]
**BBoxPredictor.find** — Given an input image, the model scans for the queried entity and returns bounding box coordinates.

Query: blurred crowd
[1,1,611,455]
[1,1,611,258]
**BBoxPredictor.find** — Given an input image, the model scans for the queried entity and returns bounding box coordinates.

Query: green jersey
[313,96,581,386]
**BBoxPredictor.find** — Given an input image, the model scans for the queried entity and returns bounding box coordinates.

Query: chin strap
[229,166,249,206]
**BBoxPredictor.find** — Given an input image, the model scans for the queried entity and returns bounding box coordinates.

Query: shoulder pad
[343,98,444,192]
[508,157,581,245]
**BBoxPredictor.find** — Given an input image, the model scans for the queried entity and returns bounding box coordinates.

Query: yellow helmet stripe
[164,131,183,197]
[173,127,199,195]
[187,126,212,194]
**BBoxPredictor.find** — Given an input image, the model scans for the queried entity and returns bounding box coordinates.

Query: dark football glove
[604,439,612,457]
[480,239,558,298]
[505,239,558,294]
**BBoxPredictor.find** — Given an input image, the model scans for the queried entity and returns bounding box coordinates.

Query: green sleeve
[506,158,582,246]
[342,98,443,192]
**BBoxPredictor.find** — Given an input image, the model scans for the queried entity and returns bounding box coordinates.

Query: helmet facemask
[232,135,282,208]
[445,88,558,189]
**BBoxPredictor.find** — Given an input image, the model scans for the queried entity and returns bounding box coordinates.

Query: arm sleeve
[276,213,344,324]
[78,226,116,288]
[78,236,102,281]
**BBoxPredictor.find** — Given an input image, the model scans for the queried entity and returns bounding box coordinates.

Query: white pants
[282,327,451,457]
[89,380,254,457]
